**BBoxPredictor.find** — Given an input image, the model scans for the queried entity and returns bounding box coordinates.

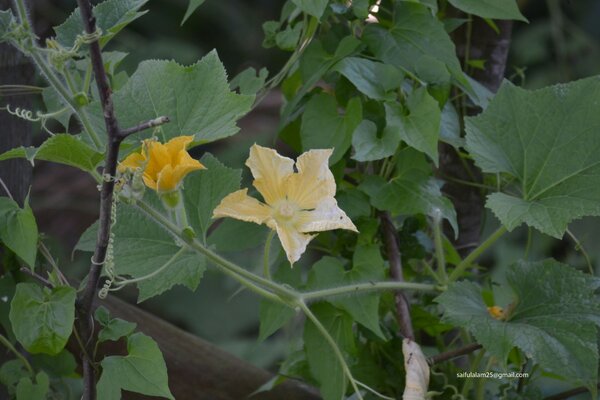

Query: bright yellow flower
[118,136,205,193]
[487,305,505,320]
[213,144,358,264]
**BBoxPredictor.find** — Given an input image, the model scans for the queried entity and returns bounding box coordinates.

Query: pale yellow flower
[118,136,205,193]
[213,144,358,264]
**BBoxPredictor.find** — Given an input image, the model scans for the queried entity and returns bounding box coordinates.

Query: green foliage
[360,148,458,234]
[55,0,148,49]
[103,51,253,144]
[304,303,355,400]
[97,333,174,400]
[77,203,206,302]
[448,0,527,22]
[183,153,241,242]
[0,197,38,268]
[0,134,103,174]
[363,2,468,90]
[301,94,362,164]
[385,88,441,164]
[466,78,600,238]
[9,284,76,355]
[16,372,49,400]
[95,306,137,343]
[436,259,600,390]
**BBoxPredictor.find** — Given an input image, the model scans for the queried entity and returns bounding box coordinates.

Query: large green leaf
[77,202,206,302]
[0,197,38,268]
[101,51,253,144]
[363,2,469,90]
[97,333,174,400]
[9,284,76,355]
[334,57,403,101]
[308,245,386,338]
[54,0,148,48]
[0,134,103,174]
[436,259,600,390]
[304,302,355,400]
[385,88,441,164]
[360,148,458,234]
[465,78,600,238]
[183,153,241,242]
[351,120,399,162]
[292,0,329,18]
[301,94,362,164]
[448,0,526,22]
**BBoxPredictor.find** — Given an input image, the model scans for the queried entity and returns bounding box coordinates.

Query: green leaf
[448,0,527,22]
[16,372,49,400]
[301,94,362,164]
[230,67,268,96]
[55,0,148,49]
[385,87,441,165]
[334,57,403,100]
[303,302,355,400]
[95,307,137,343]
[103,51,253,144]
[0,134,104,174]
[9,284,76,355]
[76,202,206,302]
[465,78,600,238]
[184,154,241,242]
[292,0,329,18]
[436,259,600,390]
[363,2,469,90]
[0,197,38,267]
[308,245,386,339]
[97,333,174,400]
[181,0,207,25]
[0,10,15,42]
[351,120,399,162]
[359,148,458,234]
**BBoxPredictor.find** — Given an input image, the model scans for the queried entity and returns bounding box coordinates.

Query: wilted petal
[402,339,429,400]
[275,222,314,265]
[296,198,357,233]
[286,149,336,209]
[246,144,294,205]
[213,189,273,225]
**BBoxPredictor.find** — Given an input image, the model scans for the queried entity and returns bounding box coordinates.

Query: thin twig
[427,343,483,365]
[120,116,170,138]
[379,211,414,340]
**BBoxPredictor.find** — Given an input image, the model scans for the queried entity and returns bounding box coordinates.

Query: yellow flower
[118,136,205,193]
[487,305,505,320]
[213,144,358,264]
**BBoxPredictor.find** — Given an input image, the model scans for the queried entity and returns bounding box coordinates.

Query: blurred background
[4,0,600,379]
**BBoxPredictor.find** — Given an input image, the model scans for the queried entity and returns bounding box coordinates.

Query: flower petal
[246,144,294,205]
[274,222,314,265]
[286,149,336,209]
[118,152,146,173]
[296,198,358,233]
[213,189,273,225]
[165,135,194,158]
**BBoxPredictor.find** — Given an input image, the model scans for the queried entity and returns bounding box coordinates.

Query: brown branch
[544,384,600,400]
[379,211,414,340]
[427,343,482,365]
[120,115,170,138]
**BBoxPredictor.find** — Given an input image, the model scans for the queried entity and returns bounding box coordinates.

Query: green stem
[432,212,448,283]
[263,230,275,280]
[449,226,507,282]
[115,247,186,286]
[0,334,34,376]
[297,301,364,400]
[302,281,438,301]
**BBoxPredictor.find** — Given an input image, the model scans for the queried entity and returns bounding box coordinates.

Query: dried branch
[427,343,482,365]
[379,211,414,340]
